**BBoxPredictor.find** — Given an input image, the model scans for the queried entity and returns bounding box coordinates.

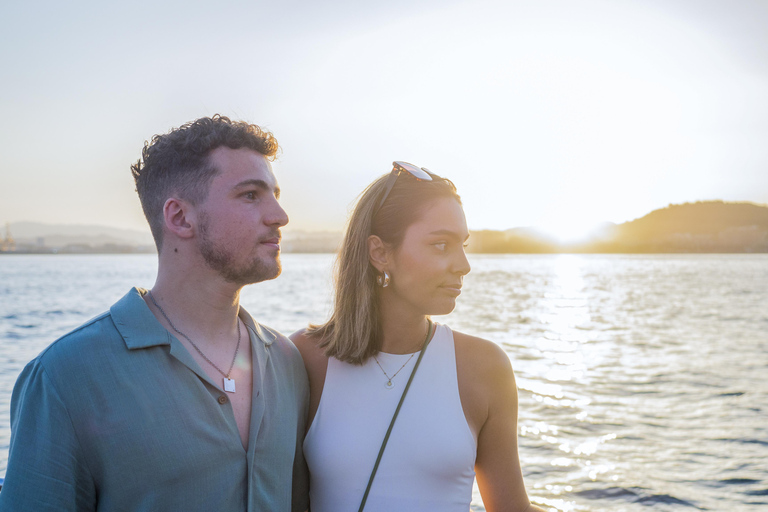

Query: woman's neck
[378,298,430,354]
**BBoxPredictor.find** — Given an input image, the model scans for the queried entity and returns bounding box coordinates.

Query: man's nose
[268,199,289,227]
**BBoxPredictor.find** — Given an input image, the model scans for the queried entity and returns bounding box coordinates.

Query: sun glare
[536,219,607,244]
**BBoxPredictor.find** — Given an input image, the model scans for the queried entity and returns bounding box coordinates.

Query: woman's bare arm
[455,332,547,512]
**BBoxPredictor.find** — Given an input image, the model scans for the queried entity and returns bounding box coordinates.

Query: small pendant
[385,380,394,389]
[224,377,236,393]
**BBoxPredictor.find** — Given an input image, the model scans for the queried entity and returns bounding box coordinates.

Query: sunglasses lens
[393,161,432,181]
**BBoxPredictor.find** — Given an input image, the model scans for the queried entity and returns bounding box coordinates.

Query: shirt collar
[110,287,275,350]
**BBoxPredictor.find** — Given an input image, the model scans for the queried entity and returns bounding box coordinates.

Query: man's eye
[244,191,256,200]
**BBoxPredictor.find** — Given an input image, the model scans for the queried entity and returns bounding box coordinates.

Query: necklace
[148,291,241,393]
[373,322,433,389]
[373,352,416,389]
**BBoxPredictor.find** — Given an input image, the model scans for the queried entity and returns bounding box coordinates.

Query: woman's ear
[163,197,195,240]
[368,235,390,272]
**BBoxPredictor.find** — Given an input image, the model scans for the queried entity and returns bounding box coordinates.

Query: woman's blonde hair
[307,168,461,364]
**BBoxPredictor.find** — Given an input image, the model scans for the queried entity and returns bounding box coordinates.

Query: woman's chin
[428,298,458,316]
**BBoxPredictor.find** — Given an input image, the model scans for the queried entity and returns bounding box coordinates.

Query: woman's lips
[440,284,462,296]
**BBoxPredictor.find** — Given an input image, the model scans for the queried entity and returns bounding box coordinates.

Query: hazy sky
[2,0,767,240]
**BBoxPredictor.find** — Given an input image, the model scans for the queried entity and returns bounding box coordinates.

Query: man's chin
[230,258,281,285]
[260,262,282,282]
[203,253,279,286]
[264,255,282,281]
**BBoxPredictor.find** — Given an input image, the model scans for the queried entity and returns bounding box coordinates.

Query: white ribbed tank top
[303,323,477,512]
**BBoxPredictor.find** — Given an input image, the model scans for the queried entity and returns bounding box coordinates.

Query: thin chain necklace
[148,291,241,394]
[373,322,432,390]
[373,352,416,390]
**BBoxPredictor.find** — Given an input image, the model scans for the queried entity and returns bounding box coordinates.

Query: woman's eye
[434,242,447,251]
[244,191,256,200]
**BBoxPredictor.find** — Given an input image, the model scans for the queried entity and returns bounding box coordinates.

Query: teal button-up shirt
[0,288,309,512]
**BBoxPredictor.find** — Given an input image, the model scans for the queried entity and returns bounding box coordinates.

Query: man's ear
[368,235,390,272]
[162,197,196,240]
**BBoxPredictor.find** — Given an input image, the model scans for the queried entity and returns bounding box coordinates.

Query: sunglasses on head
[376,161,433,212]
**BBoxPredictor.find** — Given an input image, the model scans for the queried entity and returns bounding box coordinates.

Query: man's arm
[290,436,310,512]
[0,360,96,511]
[289,337,311,512]
[290,395,310,512]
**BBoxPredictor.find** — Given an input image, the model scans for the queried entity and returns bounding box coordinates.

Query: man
[0,115,309,511]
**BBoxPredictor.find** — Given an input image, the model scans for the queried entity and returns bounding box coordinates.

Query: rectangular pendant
[223,378,236,393]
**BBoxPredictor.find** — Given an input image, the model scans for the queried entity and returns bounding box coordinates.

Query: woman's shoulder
[290,328,327,360]
[288,327,314,349]
[449,329,518,437]
[288,328,328,370]
[451,329,518,403]
[451,329,515,378]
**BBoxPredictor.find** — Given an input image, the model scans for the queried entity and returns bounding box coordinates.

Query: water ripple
[2,253,767,512]
[574,487,702,508]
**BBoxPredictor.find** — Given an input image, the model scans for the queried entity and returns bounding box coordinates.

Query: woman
[292,162,544,512]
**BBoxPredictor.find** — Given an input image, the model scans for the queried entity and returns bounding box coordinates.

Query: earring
[376,271,390,288]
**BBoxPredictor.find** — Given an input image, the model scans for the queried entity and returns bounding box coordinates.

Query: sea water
[0,253,766,511]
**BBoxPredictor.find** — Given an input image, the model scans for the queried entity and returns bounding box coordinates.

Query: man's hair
[131,114,279,250]
[306,169,461,364]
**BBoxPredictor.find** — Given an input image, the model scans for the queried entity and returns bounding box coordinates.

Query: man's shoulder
[16,308,126,402]
[254,322,291,345]
[243,317,310,402]
[36,310,121,365]
[251,320,301,357]
[239,311,305,371]
[238,309,297,351]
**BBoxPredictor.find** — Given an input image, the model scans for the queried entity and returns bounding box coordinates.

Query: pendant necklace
[373,322,433,389]
[148,291,241,393]
[373,352,416,389]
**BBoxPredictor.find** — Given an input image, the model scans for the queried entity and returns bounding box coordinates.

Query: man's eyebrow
[428,229,470,241]
[233,179,280,199]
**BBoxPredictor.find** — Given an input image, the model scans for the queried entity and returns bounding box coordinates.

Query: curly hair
[131,114,279,250]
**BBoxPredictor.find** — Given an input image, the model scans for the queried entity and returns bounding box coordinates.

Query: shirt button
[217,395,228,404]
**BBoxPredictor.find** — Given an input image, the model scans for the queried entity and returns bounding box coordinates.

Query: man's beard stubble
[198,215,281,286]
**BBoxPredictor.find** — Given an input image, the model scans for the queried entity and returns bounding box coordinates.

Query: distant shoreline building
[1,223,16,252]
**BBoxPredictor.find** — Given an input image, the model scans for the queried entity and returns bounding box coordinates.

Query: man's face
[195,146,289,286]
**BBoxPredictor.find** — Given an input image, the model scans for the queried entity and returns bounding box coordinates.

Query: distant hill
[3,222,156,252]
[8,221,155,246]
[281,231,342,253]
[1,222,341,254]
[467,201,768,253]
[589,201,768,253]
[469,228,558,253]
[4,201,768,254]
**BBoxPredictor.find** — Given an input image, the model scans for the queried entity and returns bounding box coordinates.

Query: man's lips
[260,237,281,249]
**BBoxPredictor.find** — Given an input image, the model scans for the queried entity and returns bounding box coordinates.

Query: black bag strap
[357,320,434,512]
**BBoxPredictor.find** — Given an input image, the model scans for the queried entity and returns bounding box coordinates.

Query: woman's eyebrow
[428,229,470,241]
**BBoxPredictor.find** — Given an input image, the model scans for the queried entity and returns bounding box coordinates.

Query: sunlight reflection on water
[1,253,766,511]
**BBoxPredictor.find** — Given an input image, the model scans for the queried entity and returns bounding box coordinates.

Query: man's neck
[147,266,243,343]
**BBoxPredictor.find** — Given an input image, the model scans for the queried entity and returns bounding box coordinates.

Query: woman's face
[385,197,471,316]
